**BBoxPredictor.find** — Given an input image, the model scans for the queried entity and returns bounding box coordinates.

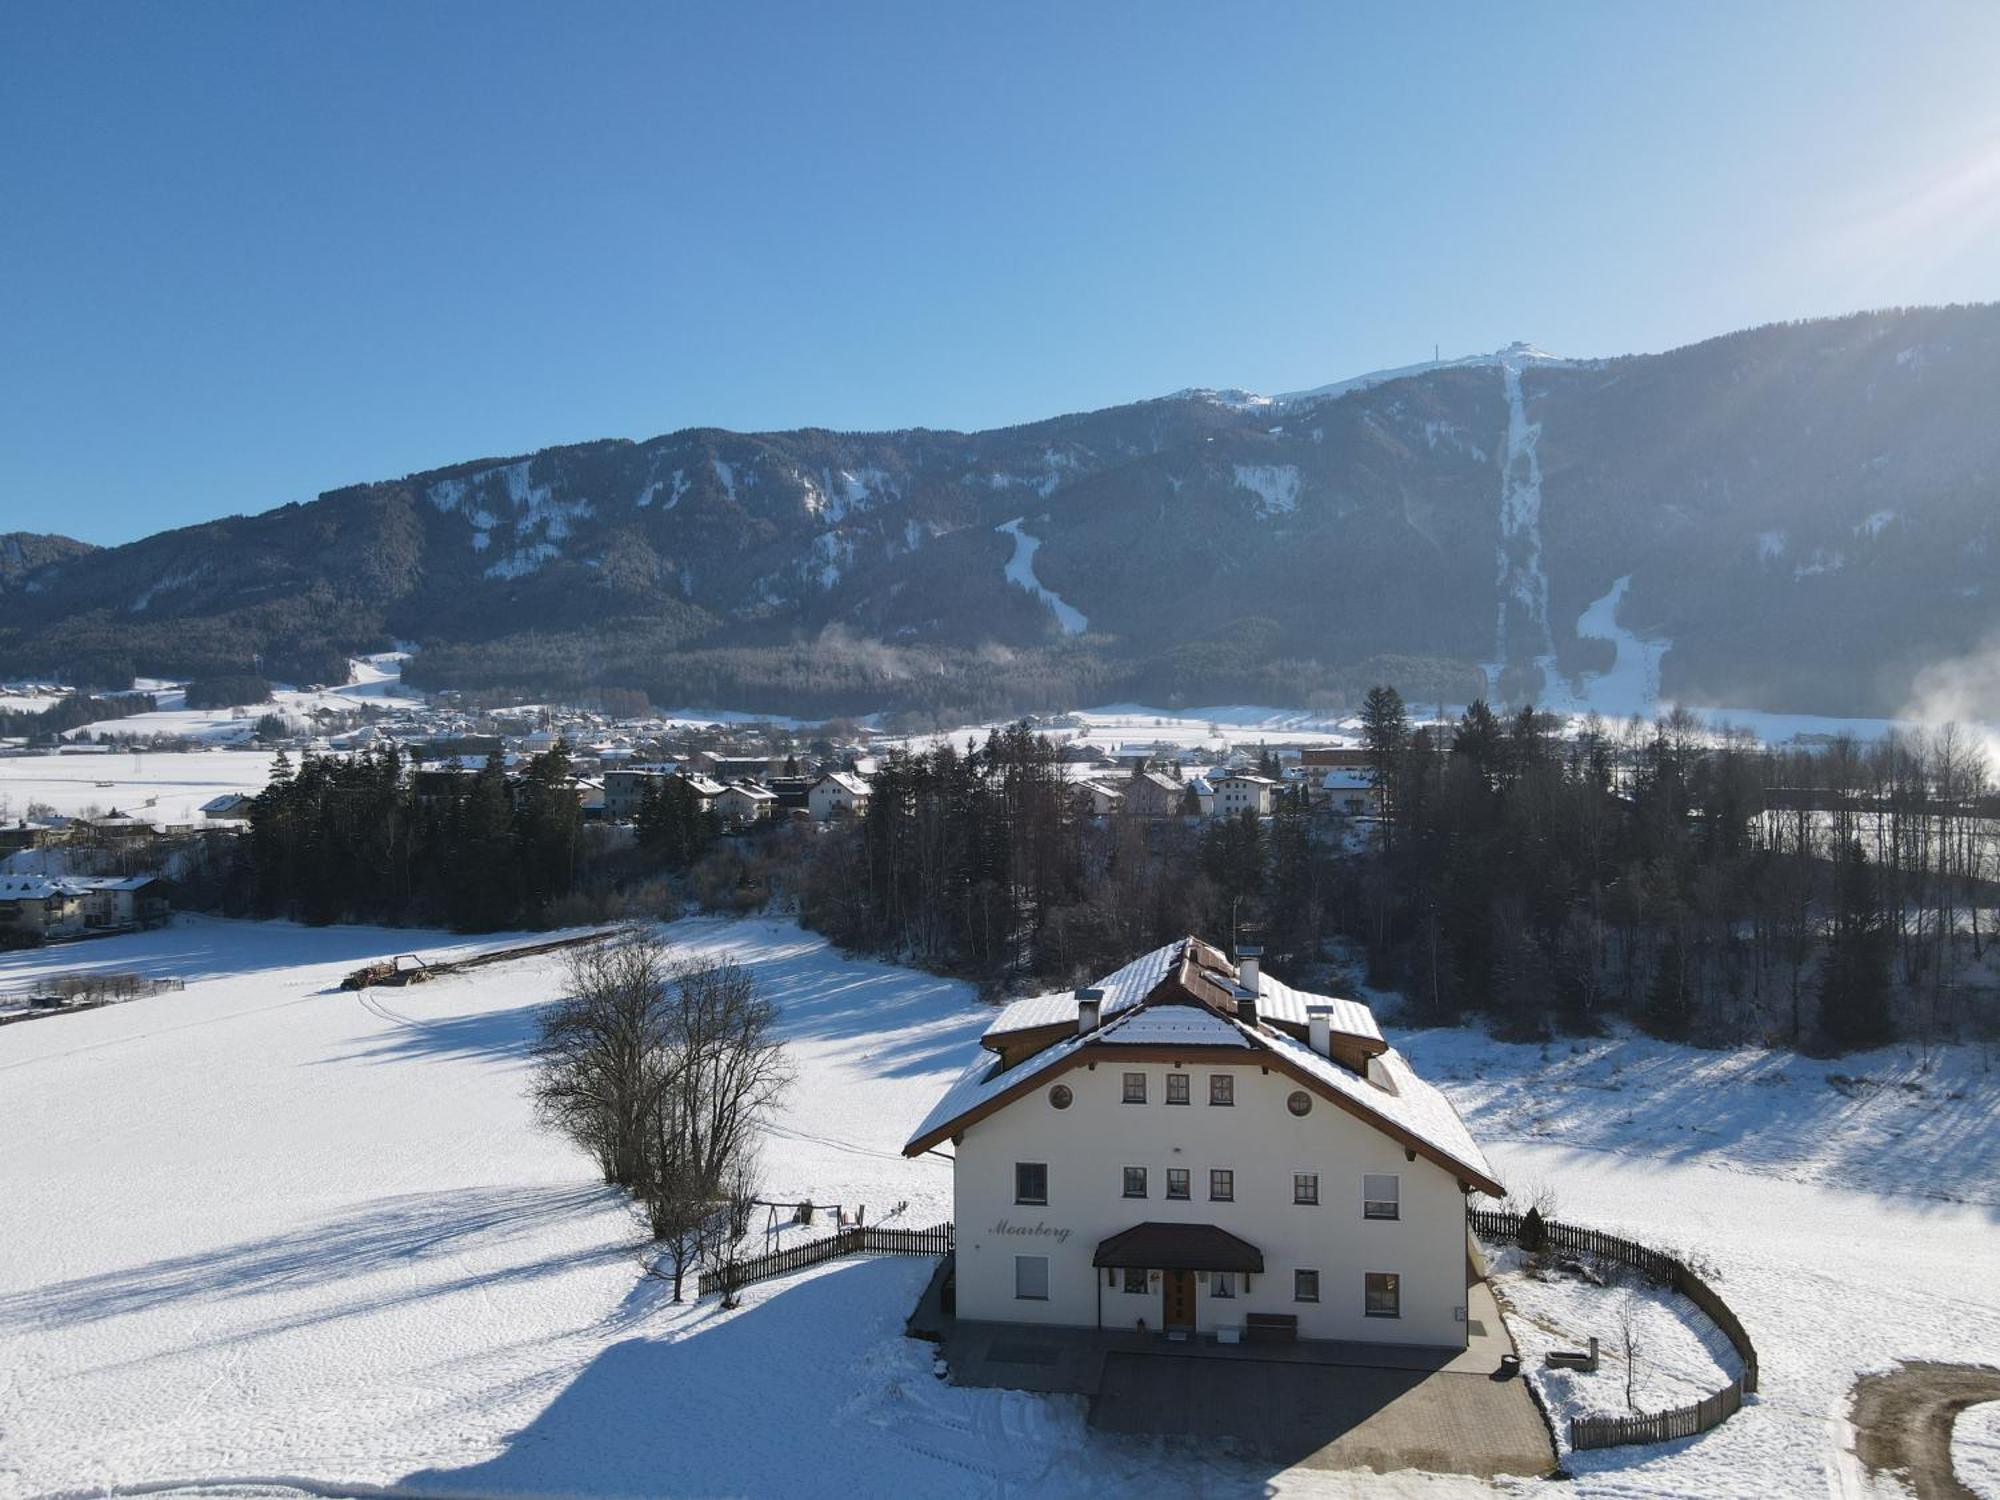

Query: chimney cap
[1076,987,1105,1002]
[1236,943,1264,958]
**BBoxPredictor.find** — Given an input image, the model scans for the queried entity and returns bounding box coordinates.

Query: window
[1286,1090,1312,1117]
[1211,1271,1236,1299]
[1123,1071,1147,1104]
[1016,1255,1049,1301]
[1209,1073,1235,1106]
[1363,1174,1400,1220]
[1123,1166,1148,1199]
[1365,1271,1400,1318]
[1048,1083,1073,1110]
[1295,1269,1320,1303]
[1015,1162,1048,1205]
[1293,1172,1319,1205]
[1209,1168,1234,1202]
[1122,1267,1147,1294]
[1166,1072,1190,1106]
[1166,1168,1190,1200]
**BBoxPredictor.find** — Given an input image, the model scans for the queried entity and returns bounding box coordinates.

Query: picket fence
[1468,1206,1757,1452]
[697,1222,954,1297]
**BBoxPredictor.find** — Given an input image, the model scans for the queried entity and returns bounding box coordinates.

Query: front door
[1162,1269,1195,1331]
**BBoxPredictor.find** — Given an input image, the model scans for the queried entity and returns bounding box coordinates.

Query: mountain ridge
[4,303,1997,722]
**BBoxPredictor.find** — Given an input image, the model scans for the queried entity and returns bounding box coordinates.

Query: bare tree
[1619,1292,1645,1413]
[532,934,676,1189]
[636,956,793,1300]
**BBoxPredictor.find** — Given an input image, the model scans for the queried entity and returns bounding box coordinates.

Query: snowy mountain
[3,304,1998,719]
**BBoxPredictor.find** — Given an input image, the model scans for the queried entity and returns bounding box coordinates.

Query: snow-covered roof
[981,938,1380,1049]
[1322,770,1373,790]
[1090,1006,1251,1048]
[906,958,1495,1194]
[982,941,1184,1037]
[815,771,870,796]
[721,782,777,800]
[1255,1026,1495,1193]
[1212,770,1278,786]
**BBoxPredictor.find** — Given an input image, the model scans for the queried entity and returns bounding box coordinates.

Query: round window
[1049,1084,1074,1110]
[1286,1090,1312,1117]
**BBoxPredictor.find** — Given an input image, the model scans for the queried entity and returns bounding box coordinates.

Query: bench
[1244,1313,1298,1344]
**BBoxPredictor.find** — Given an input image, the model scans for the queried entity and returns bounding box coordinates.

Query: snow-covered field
[1,915,1994,1498]
[61,652,420,747]
[0,748,280,824]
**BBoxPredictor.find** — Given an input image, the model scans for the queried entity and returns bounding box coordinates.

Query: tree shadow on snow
[398,1258,982,1499]
[314,998,548,1067]
[0,1184,628,1341]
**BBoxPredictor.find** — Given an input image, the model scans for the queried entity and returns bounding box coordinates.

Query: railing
[696,1222,954,1296]
[1468,1206,1757,1453]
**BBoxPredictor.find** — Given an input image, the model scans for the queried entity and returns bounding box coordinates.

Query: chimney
[1307,1003,1332,1059]
[1235,985,1259,1029]
[1077,987,1104,1034]
[1236,945,1262,999]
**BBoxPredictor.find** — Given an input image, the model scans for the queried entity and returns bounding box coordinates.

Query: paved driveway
[1089,1351,1555,1479]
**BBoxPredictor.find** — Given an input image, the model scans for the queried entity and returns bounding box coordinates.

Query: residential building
[602,763,681,821]
[904,937,1499,1347]
[1121,770,1187,819]
[714,782,778,826]
[1210,771,1278,818]
[0,874,169,941]
[1319,769,1380,818]
[809,771,871,821]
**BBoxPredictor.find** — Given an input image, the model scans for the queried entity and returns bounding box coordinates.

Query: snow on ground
[2,915,1994,1497]
[995,518,1089,636]
[0,748,279,824]
[1394,1025,1999,1207]
[1956,1403,2000,1500]
[60,653,420,746]
[1484,1244,1737,1429]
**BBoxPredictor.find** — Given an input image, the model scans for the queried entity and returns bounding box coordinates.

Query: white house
[904,937,1500,1348]
[1320,768,1380,818]
[714,781,777,826]
[1209,771,1278,818]
[601,763,679,821]
[809,771,871,821]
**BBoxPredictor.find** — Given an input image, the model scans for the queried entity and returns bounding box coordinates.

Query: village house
[1120,769,1186,819]
[0,874,169,942]
[904,938,1500,1347]
[713,781,777,826]
[601,763,680,821]
[1210,770,1278,818]
[808,770,871,821]
[1070,780,1125,818]
[1319,768,1380,818]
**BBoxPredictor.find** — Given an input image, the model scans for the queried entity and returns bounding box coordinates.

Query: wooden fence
[697,1222,954,1297]
[1468,1206,1757,1453]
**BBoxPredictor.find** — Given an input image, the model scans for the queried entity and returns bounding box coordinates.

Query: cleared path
[1851,1362,2000,1500]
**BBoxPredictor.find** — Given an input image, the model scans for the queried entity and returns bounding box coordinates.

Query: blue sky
[5,2,1999,545]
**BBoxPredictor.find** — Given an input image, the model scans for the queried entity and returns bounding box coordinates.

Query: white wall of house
[1211,777,1274,817]
[950,1056,1471,1347]
[809,778,868,821]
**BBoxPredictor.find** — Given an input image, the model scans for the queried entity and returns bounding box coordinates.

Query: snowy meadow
[0,915,1993,1498]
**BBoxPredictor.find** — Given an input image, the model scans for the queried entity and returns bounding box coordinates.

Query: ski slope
[0,915,1993,1496]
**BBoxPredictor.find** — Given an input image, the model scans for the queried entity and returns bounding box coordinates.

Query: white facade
[809,772,870,821]
[907,938,1498,1351]
[1210,772,1277,818]
[945,1055,1471,1346]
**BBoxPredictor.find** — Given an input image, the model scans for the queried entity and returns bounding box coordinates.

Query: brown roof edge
[903,1036,1503,1198]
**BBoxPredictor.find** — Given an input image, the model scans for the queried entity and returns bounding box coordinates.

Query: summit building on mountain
[904,938,1501,1347]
